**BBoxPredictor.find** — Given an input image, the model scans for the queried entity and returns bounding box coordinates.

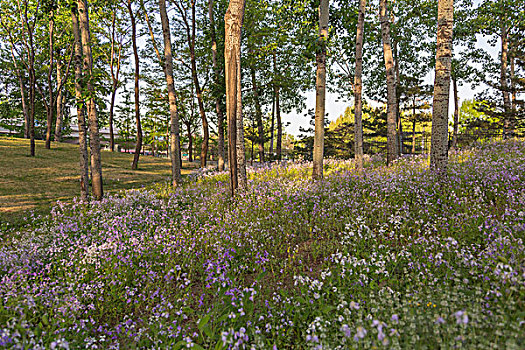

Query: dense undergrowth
[1,140,524,349]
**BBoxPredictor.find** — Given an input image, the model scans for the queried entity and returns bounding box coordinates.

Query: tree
[78,0,103,200]
[174,0,210,168]
[430,0,454,172]
[127,0,143,170]
[208,0,226,171]
[312,0,329,180]
[159,0,183,186]
[71,2,89,201]
[225,0,247,194]
[379,0,398,165]
[354,0,365,172]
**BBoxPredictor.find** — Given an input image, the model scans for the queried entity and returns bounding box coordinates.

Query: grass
[0,136,196,227]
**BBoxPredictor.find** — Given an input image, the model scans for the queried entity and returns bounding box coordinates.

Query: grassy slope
[0,136,196,226]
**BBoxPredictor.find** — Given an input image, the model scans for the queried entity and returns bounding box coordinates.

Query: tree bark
[71,5,90,201]
[209,0,225,171]
[108,10,123,152]
[128,0,142,170]
[451,76,459,149]
[380,0,398,166]
[411,96,416,153]
[8,44,29,139]
[393,39,402,156]
[55,59,63,142]
[269,87,275,156]
[225,0,247,194]
[430,0,453,172]
[250,66,265,162]
[500,23,512,138]
[272,52,282,161]
[78,0,103,200]
[45,15,55,149]
[510,56,516,117]
[354,0,366,172]
[159,0,182,186]
[312,0,329,180]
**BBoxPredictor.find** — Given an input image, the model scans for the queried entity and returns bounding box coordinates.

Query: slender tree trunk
[29,65,35,156]
[312,0,329,179]
[510,56,516,120]
[411,120,416,153]
[354,0,366,172]
[451,76,459,149]
[430,0,453,172]
[78,0,103,199]
[45,15,55,149]
[209,0,225,171]
[9,45,30,139]
[411,96,416,153]
[380,0,398,165]
[159,0,182,186]
[71,5,89,201]
[393,39,402,156]
[55,60,63,142]
[269,88,275,156]
[109,83,117,151]
[500,23,512,138]
[128,0,142,170]
[250,67,265,162]
[225,0,247,194]
[272,52,281,161]
[182,1,209,168]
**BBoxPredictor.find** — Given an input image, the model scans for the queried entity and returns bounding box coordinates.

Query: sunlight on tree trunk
[380,0,398,166]
[71,5,89,202]
[312,0,329,180]
[430,0,453,172]
[354,0,366,172]
[159,0,182,187]
[78,0,103,200]
[225,0,247,194]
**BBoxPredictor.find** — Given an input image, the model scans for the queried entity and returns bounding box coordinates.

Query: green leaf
[197,314,211,331]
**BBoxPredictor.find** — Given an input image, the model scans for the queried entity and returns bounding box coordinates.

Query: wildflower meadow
[1,140,524,349]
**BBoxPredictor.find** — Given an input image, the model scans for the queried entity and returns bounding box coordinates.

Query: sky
[282,34,501,137]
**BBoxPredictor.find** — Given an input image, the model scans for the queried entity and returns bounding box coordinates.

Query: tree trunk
[128,0,142,170]
[273,54,283,162]
[225,0,247,194]
[209,0,225,171]
[510,56,516,118]
[269,87,275,156]
[411,96,416,153]
[184,2,209,168]
[159,0,182,186]
[430,0,453,172]
[71,5,90,201]
[78,0,103,200]
[500,23,512,138]
[9,45,30,139]
[380,0,398,166]
[45,15,55,149]
[354,0,366,172]
[250,66,265,162]
[109,83,117,151]
[312,0,329,180]
[55,59,63,142]
[451,76,459,149]
[393,39,402,156]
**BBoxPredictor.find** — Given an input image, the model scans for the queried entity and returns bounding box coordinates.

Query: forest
[0,0,524,348]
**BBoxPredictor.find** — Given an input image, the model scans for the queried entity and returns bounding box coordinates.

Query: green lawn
[0,136,196,227]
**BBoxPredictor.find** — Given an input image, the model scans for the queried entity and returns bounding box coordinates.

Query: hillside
[0,136,196,226]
